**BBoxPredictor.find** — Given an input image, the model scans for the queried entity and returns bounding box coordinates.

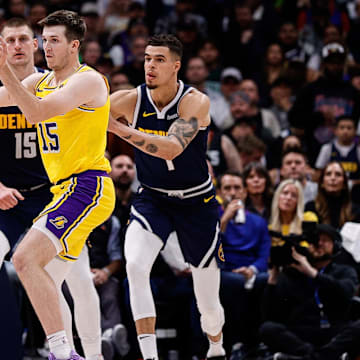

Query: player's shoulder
[183,87,209,104]
[180,87,210,110]
[110,88,138,103]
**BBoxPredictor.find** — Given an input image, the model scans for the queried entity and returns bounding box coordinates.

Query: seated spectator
[315,116,360,186]
[217,171,271,354]
[109,71,132,93]
[198,39,223,82]
[269,76,294,138]
[305,161,359,229]
[239,79,281,140]
[121,35,146,86]
[81,39,102,68]
[185,56,231,130]
[243,162,273,220]
[219,68,243,129]
[97,0,131,37]
[277,21,313,64]
[288,42,360,166]
[87,216,130,359]
[255,42,287,106]
[260,224,359,359]
[236,134,267,168]
[279,147,318,204]
[268,179,304,255]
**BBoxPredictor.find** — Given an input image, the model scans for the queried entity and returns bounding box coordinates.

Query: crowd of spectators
[3,0,360,360]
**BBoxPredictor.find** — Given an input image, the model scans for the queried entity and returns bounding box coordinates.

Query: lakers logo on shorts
[218,243,225,262]
[49,216,68,229]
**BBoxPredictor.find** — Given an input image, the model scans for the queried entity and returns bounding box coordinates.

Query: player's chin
[146,82,157,90]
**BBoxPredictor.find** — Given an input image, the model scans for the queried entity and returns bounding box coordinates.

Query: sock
[47,330,72,359]
[86,356,104,360]
[137,333,158,360]
[207,333,226,358]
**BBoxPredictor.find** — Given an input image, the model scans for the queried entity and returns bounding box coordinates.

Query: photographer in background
[259,224,358,360]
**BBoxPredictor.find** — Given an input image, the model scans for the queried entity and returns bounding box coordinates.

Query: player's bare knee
[12,248,31,275]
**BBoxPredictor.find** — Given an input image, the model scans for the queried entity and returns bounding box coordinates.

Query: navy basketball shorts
[129,187,224,268]
[0,185,52,254]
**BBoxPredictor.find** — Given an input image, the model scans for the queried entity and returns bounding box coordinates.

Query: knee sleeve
[0,231,10,268]
[125,221,163,320]
[191,258,225,336]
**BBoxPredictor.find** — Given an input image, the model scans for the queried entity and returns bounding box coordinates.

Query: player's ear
[174,60,181,72]
[72,39,80,51]
[33,38,38,52]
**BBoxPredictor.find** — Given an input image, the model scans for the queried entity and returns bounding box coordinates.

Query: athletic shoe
[101,334,114,360]
[112,323,130,356]
[48,350,85,359]
[206,356,227,360]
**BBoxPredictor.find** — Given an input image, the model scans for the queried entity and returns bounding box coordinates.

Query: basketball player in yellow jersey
[0,10,115,360]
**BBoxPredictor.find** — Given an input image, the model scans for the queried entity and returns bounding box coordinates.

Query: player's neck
[52,59,81,85]
[150,81,179,111]
[10,62,35,81]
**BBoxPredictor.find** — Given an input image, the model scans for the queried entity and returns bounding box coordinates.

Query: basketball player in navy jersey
[0,18,105,360]
[109,34,226,360]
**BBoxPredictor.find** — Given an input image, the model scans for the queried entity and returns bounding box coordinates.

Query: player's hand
[222,199,242,223]
[0,184,24,210]
[0,37,7,69]
[232,266,254,280]
[91,268,109,286]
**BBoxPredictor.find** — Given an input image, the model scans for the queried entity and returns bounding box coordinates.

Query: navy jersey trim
[145,80,185,119]
[132,86,142,128]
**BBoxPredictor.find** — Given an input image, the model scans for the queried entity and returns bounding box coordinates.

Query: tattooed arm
[109,89,210,160]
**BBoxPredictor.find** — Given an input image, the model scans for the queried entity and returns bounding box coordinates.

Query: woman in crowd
[305,161,355,229]
[269,179,309,267]
[243,162,273,220]
[269,179,304,235]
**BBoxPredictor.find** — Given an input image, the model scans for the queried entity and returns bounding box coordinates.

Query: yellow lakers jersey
[35,65,111,184]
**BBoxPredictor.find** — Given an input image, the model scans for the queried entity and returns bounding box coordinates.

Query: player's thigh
[173,198,220,267]
[34,176,115,262]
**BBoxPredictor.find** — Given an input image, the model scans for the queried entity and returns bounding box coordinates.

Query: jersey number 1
[38,122,60,153]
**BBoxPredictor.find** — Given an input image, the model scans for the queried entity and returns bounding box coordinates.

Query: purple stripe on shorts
[45,173,103,246]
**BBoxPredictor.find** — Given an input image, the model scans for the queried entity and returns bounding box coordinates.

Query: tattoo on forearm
[168,117,198,150]
[146,143,158,153]
[123,135,132,140]
[133,139,145,146]
[170,133,186,149]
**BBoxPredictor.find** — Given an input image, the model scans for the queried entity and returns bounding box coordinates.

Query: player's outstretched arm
[0,39,107,123]
[109,89,209,160]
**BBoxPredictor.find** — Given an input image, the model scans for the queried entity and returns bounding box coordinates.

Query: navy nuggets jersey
[330,141,360,180]
[0,67,48,189]
[132,80,211,193]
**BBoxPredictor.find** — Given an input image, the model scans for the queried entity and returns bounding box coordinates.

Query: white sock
[137,333,158,360]
[47,330,72,359]
[86,356,104,360]
[207,333,226,358]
